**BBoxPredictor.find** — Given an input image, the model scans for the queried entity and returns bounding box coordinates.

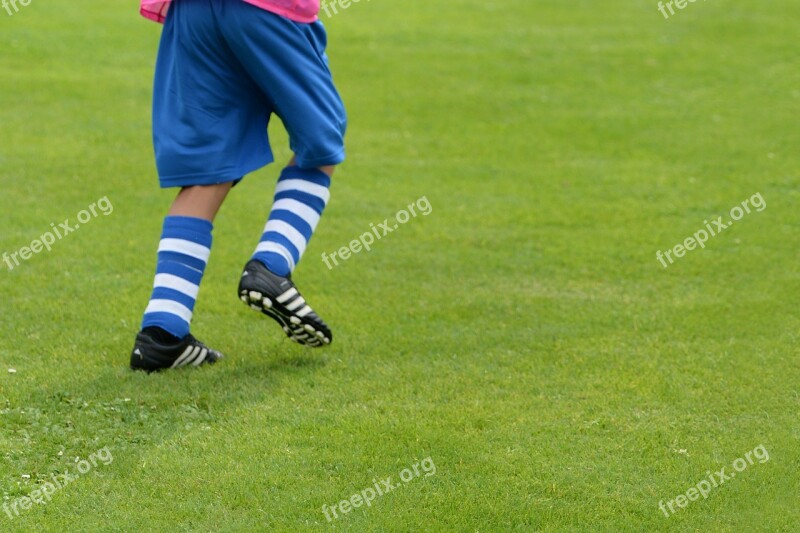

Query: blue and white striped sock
[252,166,331,276]
[141,216,213,339]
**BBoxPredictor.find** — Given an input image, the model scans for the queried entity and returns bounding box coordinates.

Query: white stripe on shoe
[285,296,306,311]
[276,288,298,304]
[191,348,208,367]
[171,345,197,368]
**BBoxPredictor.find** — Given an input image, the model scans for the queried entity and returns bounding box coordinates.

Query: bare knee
[169,182,234,221]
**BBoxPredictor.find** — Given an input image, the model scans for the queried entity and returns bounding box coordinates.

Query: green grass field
[1,0,798,530]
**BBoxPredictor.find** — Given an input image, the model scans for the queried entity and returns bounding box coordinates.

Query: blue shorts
[152,0,347,188]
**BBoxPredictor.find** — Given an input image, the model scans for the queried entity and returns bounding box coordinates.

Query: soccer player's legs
[132,2,275,371]
[220,6,346,346]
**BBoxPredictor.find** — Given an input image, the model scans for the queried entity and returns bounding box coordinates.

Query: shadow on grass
[0,344,328,517]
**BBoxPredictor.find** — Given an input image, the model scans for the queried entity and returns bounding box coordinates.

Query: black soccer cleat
[130,329,224,372]
[238,259,332,347]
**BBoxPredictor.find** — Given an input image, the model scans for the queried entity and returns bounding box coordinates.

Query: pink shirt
[140,0,319,24]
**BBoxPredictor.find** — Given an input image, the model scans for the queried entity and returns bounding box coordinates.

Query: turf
[0,0,798,530]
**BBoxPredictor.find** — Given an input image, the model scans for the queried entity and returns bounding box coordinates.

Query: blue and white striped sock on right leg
[252,166,331,276]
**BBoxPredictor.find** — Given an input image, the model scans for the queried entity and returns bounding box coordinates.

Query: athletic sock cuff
[161,216,214,247]
[279,166,332,188]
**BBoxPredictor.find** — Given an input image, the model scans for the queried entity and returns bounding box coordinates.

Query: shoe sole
[239,288,330,347]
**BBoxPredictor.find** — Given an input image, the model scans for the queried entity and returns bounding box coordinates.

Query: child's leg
[168,183,233,220]
[251,164,333,276]
[141,183,232,341]
[219,5,346,346]
[238,161,335,347]
[132,0,279,370]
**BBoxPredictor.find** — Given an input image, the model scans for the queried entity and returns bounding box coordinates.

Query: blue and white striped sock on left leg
[141,216,213,340]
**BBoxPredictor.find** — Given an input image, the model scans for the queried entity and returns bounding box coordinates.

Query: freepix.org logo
[658,444,769,518]
[657,0,710,20]
[655,192,765,268]
[321,196,432,269]
[322,456,436,521]
[2,0,32,16]
[2,196,114,271]
[3,447,114,521]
